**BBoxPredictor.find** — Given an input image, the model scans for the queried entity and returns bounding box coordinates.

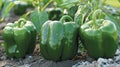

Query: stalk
[92,9,102,29]
[41,0,53,11]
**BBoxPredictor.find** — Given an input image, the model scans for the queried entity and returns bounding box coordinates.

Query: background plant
[0,0,120,34]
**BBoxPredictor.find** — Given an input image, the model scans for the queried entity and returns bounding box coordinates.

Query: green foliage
[30,11,48,33]
[55,0,80,8]
[68,6,78,19]
[55,0,63,5]
[118,0,120,2]
[0,0,2,9]
[1,1,15,18]
[0,0,120,36]
[42,0,49,5]
[105,0,120,7]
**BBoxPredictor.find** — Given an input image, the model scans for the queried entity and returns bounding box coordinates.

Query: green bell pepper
[40,15,78,61]
[2,18,37,58]
[80,9,118,59]
[47,8,63,20]
[13,1,28,15]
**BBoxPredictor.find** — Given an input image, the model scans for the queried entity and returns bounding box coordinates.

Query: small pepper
[2,18,37,58]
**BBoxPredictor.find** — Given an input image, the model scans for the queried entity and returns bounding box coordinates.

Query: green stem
[60,15,73,23]
[92,9,102,29]
[38,0,41,11]
[17,18,26,28]
[41,0,53,11]
[25,11,33,16]
[0,18,4,22]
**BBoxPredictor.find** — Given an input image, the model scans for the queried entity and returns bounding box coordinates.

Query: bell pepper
[47,8,63,20]
[13,1,28,15]
[2,18,37,58]
[40,15,78,61]
[80,9,118,59]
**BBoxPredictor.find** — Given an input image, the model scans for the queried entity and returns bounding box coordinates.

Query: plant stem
[92,9,102,29]
[60,15,73,23]
[41,0,53,11]
[0,18,4,22]
[37,0,41,11]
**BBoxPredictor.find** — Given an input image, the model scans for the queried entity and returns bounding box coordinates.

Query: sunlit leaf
[30,10,48,33]
[0,0,2,9]
[1,1,15,18]
[55,0,79,8]
[105,0,120,7]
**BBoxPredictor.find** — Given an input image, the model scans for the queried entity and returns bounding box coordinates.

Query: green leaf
[55,0,79,8]
[68,6,78,18]
[1,1,15,18]
[55,0,63,5]
[30,11,48,33]
[42,0,50,5]
[0,0,2,9]
[20,13,28,20]
[74,4,92,26]
[118,0,120,2]
[105,0,120,7]
[20,11,31,20]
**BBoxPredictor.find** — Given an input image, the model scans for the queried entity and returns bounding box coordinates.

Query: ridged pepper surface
[80,9,118,59]
[40,15,78,61]
[2,18,37,58]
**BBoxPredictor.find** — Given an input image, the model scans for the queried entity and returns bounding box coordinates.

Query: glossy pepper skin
[2,18,37,58]
[80,9,118,59]
[40,15,78,61]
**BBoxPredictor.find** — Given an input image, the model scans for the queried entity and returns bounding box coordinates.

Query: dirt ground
[0,45,80,67]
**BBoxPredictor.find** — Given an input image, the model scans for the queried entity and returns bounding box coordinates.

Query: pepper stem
[17,18,26,28]
[41,0,53,11]
[92,9,102,29]
[60,15,73,23]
